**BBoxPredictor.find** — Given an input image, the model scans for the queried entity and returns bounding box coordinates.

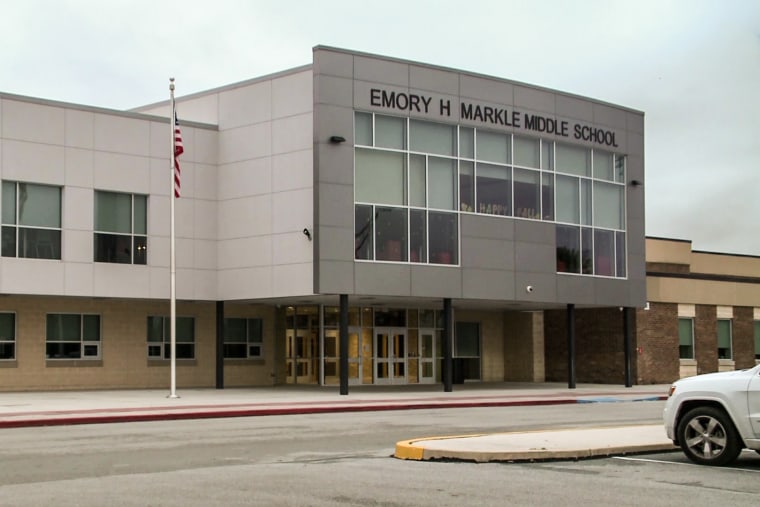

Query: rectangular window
[593,181,624,230]
[409,120,456,156]
[555,175,579,223]
[2,181,62,259]
[354,112,373,146]
[429,211,457,265]
[224,318,263,359]
[454,322,481,381]
[375,115,406,150]
[354,204,374,260]
[754,321,760,360]
[593,229,615,277]
[147,316,195,359]
[354,149,406,205]
[717,319,732,360]
[375,207,407,262]
[514,136,540,168]
[678,318,695,359]
[556,143,590,177]
[476,163,511,216]
[428,157,456,210]
[459,161,474,212]
[514,168,540,219]
[94,191,147,264]
[0,313,15,360]
[409,209,427,263]
[556,225,580,273]
[46,314,100,359]
[476,130,510,164]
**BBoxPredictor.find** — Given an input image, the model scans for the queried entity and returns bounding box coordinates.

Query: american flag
[173,113,184,198]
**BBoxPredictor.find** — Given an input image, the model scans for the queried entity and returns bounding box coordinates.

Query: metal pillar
[623,307,633,388]
[215,301,224,389]
[567,303,576,389]
[339,294,349,395]
[443,298,453,392]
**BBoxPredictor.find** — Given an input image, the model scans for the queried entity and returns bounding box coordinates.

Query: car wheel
[676,406,742,466]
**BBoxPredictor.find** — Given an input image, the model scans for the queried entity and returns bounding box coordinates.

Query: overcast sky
[1,0,758,255]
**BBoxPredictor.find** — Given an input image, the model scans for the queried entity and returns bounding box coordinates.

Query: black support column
[215,301,224,389]
[623,307,633,388]
[443,298,453,392]
[567,303,576,389]
[339,294,349,395]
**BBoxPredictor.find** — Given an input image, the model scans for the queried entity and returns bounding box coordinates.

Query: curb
[0,395,669,429]
[394,425,677,463]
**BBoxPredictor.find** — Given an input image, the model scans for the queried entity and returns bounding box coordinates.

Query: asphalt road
[0,401,758,506]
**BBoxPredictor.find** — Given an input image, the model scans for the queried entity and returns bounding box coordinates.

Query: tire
[676,406,742,466]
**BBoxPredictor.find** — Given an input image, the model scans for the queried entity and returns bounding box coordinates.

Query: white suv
[663,364,760,465]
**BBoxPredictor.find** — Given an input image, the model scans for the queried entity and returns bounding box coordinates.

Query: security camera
[526,285,534,293]
[302,228,312,241]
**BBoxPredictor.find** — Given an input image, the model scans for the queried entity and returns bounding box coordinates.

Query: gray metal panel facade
[313,46,645,309]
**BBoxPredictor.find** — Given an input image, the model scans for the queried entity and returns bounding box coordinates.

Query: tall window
[754,320,760,360]
[0,313,15,360]
[147,316,195,359]
[46,314,100,359]
[454,322,481,381]
[224,318,263,359]
[94,191,147,264]
[678,318,694,360]
[717,319,732,360]
[2,181,62,259]
[354,112,627,276]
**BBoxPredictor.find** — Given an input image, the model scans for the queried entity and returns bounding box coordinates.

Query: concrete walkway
[0,382,675,461]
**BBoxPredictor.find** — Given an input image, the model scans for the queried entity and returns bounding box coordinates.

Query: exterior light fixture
[329,135,346,144]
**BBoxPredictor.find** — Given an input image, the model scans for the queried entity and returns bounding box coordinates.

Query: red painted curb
[0,398,582,429]
[0,396,668,429]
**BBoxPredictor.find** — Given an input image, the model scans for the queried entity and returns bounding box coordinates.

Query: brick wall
[634,303,679,383]
[544,307,632,384]
[695,305,718,374]
[733,306,755,370]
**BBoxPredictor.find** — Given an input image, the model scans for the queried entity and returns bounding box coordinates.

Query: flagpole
[168,78,179,399]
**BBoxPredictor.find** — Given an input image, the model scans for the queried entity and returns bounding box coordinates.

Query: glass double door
[374,327,407,384]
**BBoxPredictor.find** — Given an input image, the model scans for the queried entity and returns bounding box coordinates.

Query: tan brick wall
[0,296,276,391]
[504,311,545,382]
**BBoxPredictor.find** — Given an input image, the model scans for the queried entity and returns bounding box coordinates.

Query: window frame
[678,317,695,360]
[223,317,264,359]
[1,181,62,260]
[45,313,101,360]
[0,312,16,361]
[94,190,148,265]
[146,316,195,360]
[717,318,733,360]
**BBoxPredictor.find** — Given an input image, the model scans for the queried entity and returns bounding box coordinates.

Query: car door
[748,368,760,436]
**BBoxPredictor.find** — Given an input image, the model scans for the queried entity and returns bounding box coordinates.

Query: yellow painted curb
[394,434,487,460]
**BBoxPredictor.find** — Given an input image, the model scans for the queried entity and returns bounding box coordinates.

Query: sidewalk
[0,382,674,461]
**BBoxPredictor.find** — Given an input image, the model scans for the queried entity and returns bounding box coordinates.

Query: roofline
[0,91,217,130]
[132,64,313,112]
[313,45,645,116]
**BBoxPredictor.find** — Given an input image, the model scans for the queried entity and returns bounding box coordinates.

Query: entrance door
[286,333,317,384]
[418,329,436,384]
[375,328,407,384]
[348,328,362,385]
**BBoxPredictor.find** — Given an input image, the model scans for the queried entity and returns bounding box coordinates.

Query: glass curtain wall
[354,112,628,278]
